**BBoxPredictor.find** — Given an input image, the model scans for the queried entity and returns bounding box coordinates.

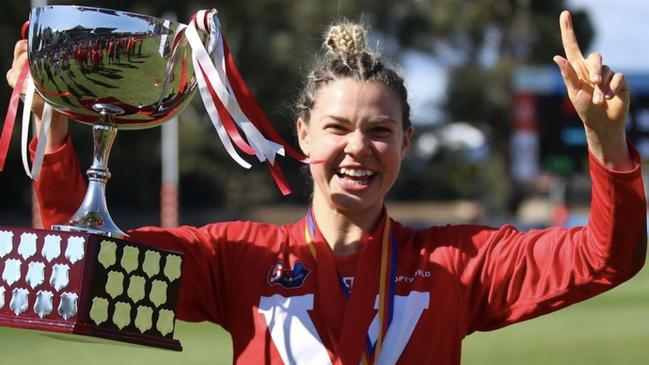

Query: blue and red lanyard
[305,209,398,364]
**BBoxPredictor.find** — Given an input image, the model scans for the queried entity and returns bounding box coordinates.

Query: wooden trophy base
[0,226,183,351]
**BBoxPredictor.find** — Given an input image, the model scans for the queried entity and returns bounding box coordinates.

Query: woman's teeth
[336,168,374,184]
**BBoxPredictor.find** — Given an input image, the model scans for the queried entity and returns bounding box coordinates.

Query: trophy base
[0,225,184,351]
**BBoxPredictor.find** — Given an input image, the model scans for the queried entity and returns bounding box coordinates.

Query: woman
[6,10,646,365]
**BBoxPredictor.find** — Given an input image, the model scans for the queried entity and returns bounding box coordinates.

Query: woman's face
[297,78,412,216]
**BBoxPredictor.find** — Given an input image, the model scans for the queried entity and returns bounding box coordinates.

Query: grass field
[1,258,646,364]
[462,261,649,365]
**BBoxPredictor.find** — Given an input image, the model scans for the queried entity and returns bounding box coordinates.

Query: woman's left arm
[459,11,646,334]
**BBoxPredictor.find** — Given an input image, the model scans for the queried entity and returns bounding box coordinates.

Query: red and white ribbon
[22,80,52,180]
[186,11,285,165]
[0,63,50,180]
[1,20,51,181]
[19,73,52,181]
[183,9,315,195]
[0,63,29,173]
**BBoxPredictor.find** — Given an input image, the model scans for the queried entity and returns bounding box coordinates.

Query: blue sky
[569,0,649,72]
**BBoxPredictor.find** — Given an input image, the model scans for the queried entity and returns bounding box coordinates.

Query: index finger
[13,40,27,63]
[560,11,584,63]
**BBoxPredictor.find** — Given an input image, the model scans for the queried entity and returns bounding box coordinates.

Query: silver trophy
[27,6,202,238]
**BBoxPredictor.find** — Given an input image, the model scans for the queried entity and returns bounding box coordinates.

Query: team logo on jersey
[267,261,310,289]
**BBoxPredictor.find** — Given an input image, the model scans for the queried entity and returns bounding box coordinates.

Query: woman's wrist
[585,126,633,171]
[42,112,69,153]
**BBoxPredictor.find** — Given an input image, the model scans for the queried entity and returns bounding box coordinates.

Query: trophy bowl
[27,5,203,237]
[28,5,197,128]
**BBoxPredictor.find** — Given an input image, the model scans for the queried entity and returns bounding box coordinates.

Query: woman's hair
[295,21,411,130]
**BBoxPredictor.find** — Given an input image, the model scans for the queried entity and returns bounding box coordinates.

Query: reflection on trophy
[27,5,201,238]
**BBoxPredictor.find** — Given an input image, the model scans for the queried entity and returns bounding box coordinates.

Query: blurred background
[0,0,647,364]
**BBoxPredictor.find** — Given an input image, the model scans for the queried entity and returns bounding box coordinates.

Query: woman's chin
[326,175,382,211]
[329,192,381,216]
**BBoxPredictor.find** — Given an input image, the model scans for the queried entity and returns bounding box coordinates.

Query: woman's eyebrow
[367,116,398,125]
[321,115,351,124]
[377,116,397,123]
[323,115,397,124]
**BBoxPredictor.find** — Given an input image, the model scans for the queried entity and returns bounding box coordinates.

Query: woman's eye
[325,124,348,133]
[371,127,392,136]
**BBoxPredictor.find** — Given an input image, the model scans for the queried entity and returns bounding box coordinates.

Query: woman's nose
[343,130,370,156]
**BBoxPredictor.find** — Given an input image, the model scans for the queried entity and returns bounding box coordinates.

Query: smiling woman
[295,23,413,255]
[297,79,412,254]
[5,11,647,365]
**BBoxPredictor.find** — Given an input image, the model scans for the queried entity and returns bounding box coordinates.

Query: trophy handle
[53,105,126,238]
[21,20,29,39]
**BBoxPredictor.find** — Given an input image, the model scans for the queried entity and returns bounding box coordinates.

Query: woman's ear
[401,126,414,159]
[296,117,310,156]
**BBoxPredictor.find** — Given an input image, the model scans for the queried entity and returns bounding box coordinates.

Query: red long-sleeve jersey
[33,138,646,364]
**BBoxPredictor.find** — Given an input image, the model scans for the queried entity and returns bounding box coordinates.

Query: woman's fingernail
[593,92,603,104]
[591,74,601,83]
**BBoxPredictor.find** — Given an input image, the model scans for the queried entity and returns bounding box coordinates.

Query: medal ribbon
[374,224,397,361]
[305,209,397,364]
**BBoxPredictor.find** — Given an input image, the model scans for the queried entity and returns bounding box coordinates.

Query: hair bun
[324,22,367,56]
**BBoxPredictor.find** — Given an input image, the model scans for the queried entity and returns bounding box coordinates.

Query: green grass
[1,264,647,364]
[463,264,649,365]
[0,319,232,365]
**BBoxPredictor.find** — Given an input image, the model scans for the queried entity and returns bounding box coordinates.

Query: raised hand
[6,40,68,153]
[7,41,29,91]
[553,10,632,170]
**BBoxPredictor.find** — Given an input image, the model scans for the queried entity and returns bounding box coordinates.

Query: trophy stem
[53,112,126,238]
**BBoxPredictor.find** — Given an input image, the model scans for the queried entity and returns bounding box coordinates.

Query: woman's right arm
[7,40,78,227]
